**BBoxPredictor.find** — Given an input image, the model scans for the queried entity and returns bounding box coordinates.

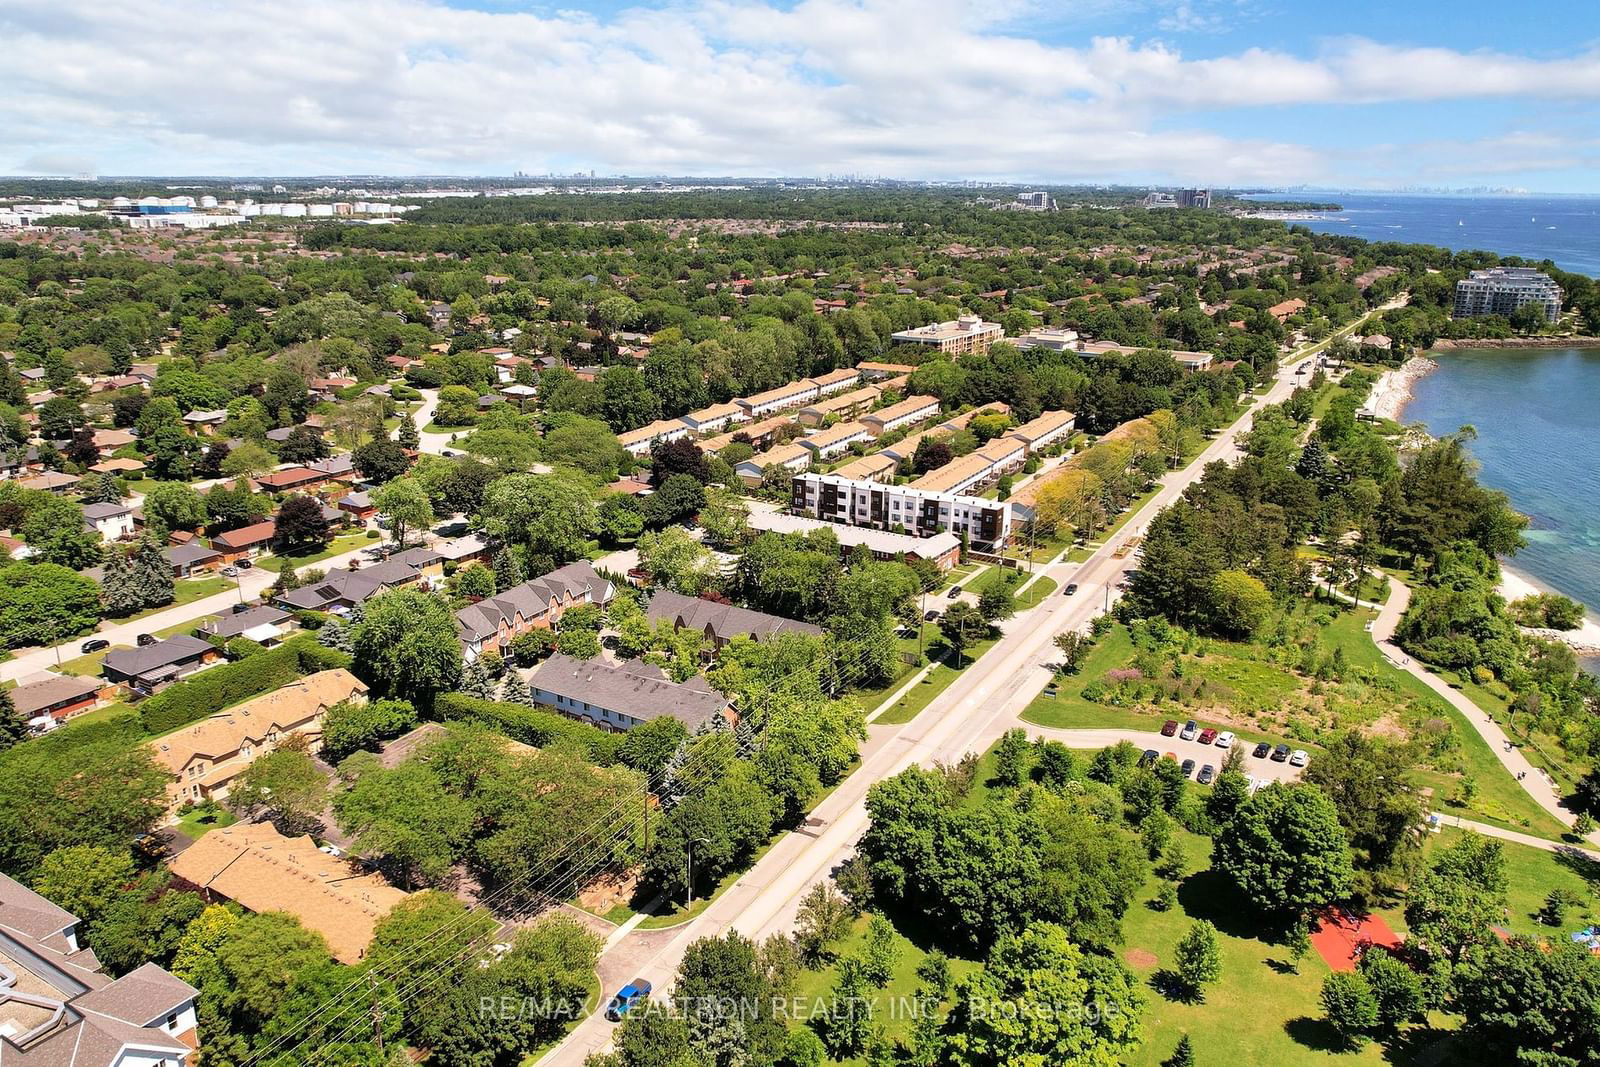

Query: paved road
[1,540,384,685]
[543,340,1330,1064]
[1371,582,1599,847]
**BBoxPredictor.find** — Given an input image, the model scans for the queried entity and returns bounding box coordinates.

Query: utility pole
[369,972,385,1054]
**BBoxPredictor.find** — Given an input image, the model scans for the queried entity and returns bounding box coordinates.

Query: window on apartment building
[167,1012,178,1029]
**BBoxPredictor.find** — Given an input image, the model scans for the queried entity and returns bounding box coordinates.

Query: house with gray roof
[456,561,614,663]
[101,635,219,695]
[525,654,729,732]
[644,589,821,653]
[0,872,199,1066]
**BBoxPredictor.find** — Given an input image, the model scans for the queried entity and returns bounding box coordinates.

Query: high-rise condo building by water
[1452,267,1563,321]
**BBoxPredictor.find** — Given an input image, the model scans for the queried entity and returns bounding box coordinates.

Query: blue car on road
[606,979,652,1022]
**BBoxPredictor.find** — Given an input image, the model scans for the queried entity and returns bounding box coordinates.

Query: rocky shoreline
[1430,336,1600,350]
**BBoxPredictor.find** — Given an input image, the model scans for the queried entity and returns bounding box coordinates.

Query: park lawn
[1427,825,1600,940]
[968,566,1058,611]
[175,805,237,840]
[257,529,374,572]
[869,628,1005,726]
[787,913,982,1064]
[1021,624,1136,729]
[1123,831,1461,1067]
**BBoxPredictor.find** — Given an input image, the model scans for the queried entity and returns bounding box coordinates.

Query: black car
[136,633,157,647]
[924,610,940,622]
[1063,583,1079,596]
[1180,758,1196,778]
[1197,764,1216,786]
[1139,749,1159,768]
[1252,741,1271,759]
[946,585,962,599]
[80,637,110,653]
[236,559,253,570]
[1271,743,1291,762]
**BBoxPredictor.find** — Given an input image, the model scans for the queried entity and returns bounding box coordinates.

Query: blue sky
[4,0,1600,190]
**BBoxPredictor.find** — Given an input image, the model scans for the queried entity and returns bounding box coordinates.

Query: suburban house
[436,534,493,568]
[735,378,821,419]
[680,401,745,434]
[197,605,293,645]
[274,548,441,614]
[90,456,146,477]
[252,467,324,493]
[617,418,690,457]
[807,368,861,397]
[306,455,357,483]
[11,673,104,733]
[102,635,219,696]
[82,501,135,541]
[18,471,78,494]
[831,452,898,484]
[798,384,881,427]
[861,394,941,437]
[735,442,811,488]
[89,427,137,454]
[1005,410,1076,454]
[166,541,222,576]
[526,654,730,733]
[1268,298,1307,324]
[644,589,821,652]
[336,490,377,521]
[455,561,615,663]
[0,874,199,1067]
[799,420,872,460]
[150,668,367,811]
[698,414,791,453]
[209,519,277,562]
[182,409,227,433]
[169,823,407,965]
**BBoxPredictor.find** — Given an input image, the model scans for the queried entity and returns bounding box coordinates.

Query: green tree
[30,844,135,922]
[1454,936,1600,1065]
[319,698,418,763]
[349,587,463,704]
[371,476,434,547]
[861,914,901,987]
[1213,783,1354,918]
[1358,947,1423,1028]
[229,746,328,834]
[1173,919,1223,998]
[943,922,1143,1067]
[794,880,853,966]
[142,481,207,532]
[271,494,331,555]
[1209,569,1273,637]
[938,601,988,666]
[220,440,274,481]
[0,561,101,649]
[1403,830,1507,964]
[992,728,1030,789]
[334,760,474,888]
[1320,971,1379,1048]
[479,472,598,569]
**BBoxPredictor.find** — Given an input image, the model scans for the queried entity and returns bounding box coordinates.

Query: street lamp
[685,835,712,910]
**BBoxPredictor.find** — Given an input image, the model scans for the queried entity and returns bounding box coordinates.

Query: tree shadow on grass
[1553,845,1600,891]
[1379,1024,1466,1067]
[1174,867,1270,941]
[1148,969,1202,1004]
[1284,1016,1353,1055]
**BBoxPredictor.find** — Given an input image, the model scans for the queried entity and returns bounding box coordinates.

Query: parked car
[136,633,157,647]
[605,979,652,1022]
[1139,749,1159,768]
[80,638,110,654]
[220,565,239,577]
[1271,743,1291,762]
[1215,731,1234,749]
[1197,728,1217,745]
[1252,741,1271,759]
[1063,583,1079,596]
[1180,758,1196,778]
[1179,719,1198,741]
[924,610,940,622]
[236,559,253,570]
[1290,749,1309,767]
[1160,719,1179,737]
[1197,764,1216,786]
[946,585,962,599]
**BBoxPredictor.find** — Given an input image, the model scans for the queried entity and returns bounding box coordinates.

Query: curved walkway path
[1371,581,1600,848]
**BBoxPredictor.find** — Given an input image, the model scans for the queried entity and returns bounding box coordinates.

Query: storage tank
[200,195,218,208]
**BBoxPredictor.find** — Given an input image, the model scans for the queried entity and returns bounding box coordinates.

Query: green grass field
[257,529,373,572]
[175,805,237,841]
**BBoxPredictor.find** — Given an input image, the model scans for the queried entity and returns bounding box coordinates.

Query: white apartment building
[862,394,941,437]
[1452,268,1563,321]
[792,472,1012,552]
[736,379,821,419]
[618,418,691,457]
[1013,326,1080,352]
[890,314,1005,356]
[799,420,873,460]
[680,401,745,434]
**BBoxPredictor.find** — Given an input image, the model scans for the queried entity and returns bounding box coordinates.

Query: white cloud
[0,0,1597,184]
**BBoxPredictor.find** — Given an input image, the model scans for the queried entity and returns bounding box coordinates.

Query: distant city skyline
[4,0,1599,192]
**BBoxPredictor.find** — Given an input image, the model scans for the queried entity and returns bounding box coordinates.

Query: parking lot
[1037,727,1308,788]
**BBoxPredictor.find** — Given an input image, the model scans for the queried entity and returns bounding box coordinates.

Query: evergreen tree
[460,658,496,699]
[492,547,523,591]
[318,617,351,653]
[100,546,142,618]
[130,536,174,610]
[0,686,24,751]
[1163,1035,1195,1067]
[659,740,690,810]
[397,410,420,450]
[500,670,533,706]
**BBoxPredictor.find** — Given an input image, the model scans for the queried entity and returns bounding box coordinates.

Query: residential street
[543,340,1332,1064]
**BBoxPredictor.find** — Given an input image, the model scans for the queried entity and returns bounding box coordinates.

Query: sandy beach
[1366,355,1437,421]
[1499,565,1600,655]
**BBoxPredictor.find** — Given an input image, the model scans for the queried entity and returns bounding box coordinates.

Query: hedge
[434,693,622,766]
[138,635,353,736]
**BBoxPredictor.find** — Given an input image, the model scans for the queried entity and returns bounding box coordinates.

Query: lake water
[1243,192,1600,277]
[1406,348,1600,638]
